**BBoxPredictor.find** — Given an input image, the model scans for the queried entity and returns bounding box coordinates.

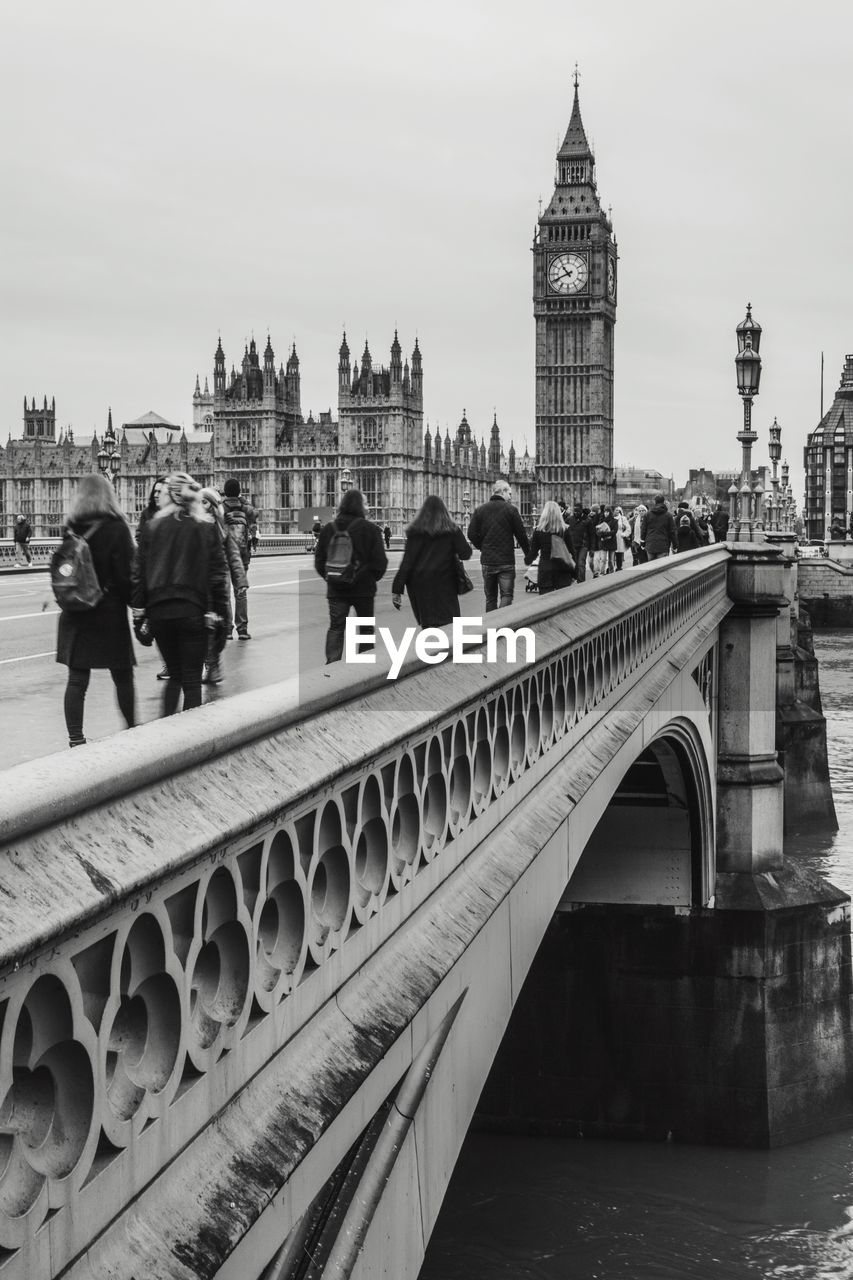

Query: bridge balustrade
[0,548,731,1279]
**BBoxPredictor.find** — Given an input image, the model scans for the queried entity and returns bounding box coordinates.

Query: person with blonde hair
[132,472,229,714]
[54,473,136,747]
[524,500,575,594]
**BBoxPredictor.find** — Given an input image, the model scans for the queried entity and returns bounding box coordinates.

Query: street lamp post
[780,460,791,533]
[462,487,471,527]
[97,410,120,488]
[732,304,763,541]
[340,464,353,495]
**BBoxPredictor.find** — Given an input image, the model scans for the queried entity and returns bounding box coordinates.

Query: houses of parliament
[1,84,618,537]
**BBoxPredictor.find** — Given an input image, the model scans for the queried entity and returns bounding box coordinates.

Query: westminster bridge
[0,543,850,1280]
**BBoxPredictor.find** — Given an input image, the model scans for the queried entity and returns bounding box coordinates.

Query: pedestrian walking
[383,523,392,550]
[525,501,575,594]
[631,504,648,564]
[676,509,703,552]
[54,474,136,748]
[222,478,258,639]
[136,477,166,542]
[391,495,472,625]
[594,507,617,575]
[132,472,229,715]
[643,493,677,561]
[613,506,632,570]
[13,514,33,566]
[136,477,171,680]
[563,504,589,582]
[315,488,388,663]
[199,487,247,685]
[710,502,730,542]
[466,480,530,611]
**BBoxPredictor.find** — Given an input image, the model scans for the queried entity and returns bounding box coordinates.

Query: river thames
[421,630,853,1280]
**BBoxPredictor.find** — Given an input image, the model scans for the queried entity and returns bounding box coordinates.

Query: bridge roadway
[0,550,491,770]
[1,543,849,1280]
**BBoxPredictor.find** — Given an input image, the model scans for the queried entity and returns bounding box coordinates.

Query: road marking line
[0,650,55,665]
[0,609,59,622]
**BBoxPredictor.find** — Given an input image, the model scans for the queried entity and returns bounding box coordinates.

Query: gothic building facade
[803,353,853,540]
[534,79,617,508]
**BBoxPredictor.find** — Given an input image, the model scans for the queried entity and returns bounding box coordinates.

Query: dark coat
[315,514,388,598]
[676,514,703,552]
[132,509,230,620]
[56,516,136,670]
[467,496,530,565]
[596,513,618,552]
[564,513,589,555]
[526,528,575,593]
[642,502,678,557]
[710,507,730,541]
[392,527,472,626]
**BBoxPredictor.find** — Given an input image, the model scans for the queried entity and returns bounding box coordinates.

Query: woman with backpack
[314,488,388,663]
[391,494,472,625]
[54,474,136,748]
[132,472,229,714]
[524,501,575,594]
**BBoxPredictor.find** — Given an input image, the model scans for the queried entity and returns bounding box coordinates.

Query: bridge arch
[566,717,715,909]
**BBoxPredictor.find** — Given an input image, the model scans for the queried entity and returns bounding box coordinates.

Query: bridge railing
[0,548,732,1279]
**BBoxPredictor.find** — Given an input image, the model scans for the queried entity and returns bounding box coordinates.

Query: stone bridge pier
[0,545,851,1280]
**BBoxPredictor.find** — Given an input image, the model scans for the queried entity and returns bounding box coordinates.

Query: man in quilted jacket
[467,481,530,612]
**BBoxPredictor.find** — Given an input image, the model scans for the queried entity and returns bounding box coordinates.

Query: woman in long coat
[391,495,472,627]
[525,501,575,593]
[55,474,136,747]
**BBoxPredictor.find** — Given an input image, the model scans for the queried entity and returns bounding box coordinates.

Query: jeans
[14,542,32,566]
[151,614,208,713]
[326,593,375,664]
[482,564,516,612]
[64,667,135,742]
[575,547,588,583]
[233,587,248,637]
[646,548,671,562]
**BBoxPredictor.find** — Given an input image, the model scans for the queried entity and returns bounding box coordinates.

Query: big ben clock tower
[534,74,617,508]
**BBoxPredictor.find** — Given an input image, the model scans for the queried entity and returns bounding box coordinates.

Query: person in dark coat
[525,500,575,593]
[596,506,618,575]
[642,493,678,561]
[467,480,530,611]
[55,474,136,748]
[383,523,392,550]
[13,514,33,566]
[391,495,472,626]
[199,487,248,685]
[565,504,590,582]
[676,510,703,553]
[710,502,730,542]
[132,472,230,715]
[315,488,388,663]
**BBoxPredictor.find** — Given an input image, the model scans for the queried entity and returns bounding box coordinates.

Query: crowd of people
[52,471,257,747]
[47,472,727,748]
[313,484,729,663]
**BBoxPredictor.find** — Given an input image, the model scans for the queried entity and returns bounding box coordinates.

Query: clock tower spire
[533,77,617,508]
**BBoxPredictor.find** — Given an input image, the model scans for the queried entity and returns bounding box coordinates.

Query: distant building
[614,467,674,510]
[0,405,209,538]
[2,334,536,538]
[803,354,853,541]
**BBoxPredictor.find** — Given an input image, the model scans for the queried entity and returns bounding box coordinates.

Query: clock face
[607,257,617,300]
[548,252,589,295]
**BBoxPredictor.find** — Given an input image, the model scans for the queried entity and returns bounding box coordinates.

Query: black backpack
[325,523,360,584]
[50,522,104,612]
[225,505,250,555]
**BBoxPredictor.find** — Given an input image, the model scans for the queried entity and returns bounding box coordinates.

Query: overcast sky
[2,0,851,501]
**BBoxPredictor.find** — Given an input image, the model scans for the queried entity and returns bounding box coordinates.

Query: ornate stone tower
[338,332,424,526]
[23,396,56,441]
[534,76,617,508]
